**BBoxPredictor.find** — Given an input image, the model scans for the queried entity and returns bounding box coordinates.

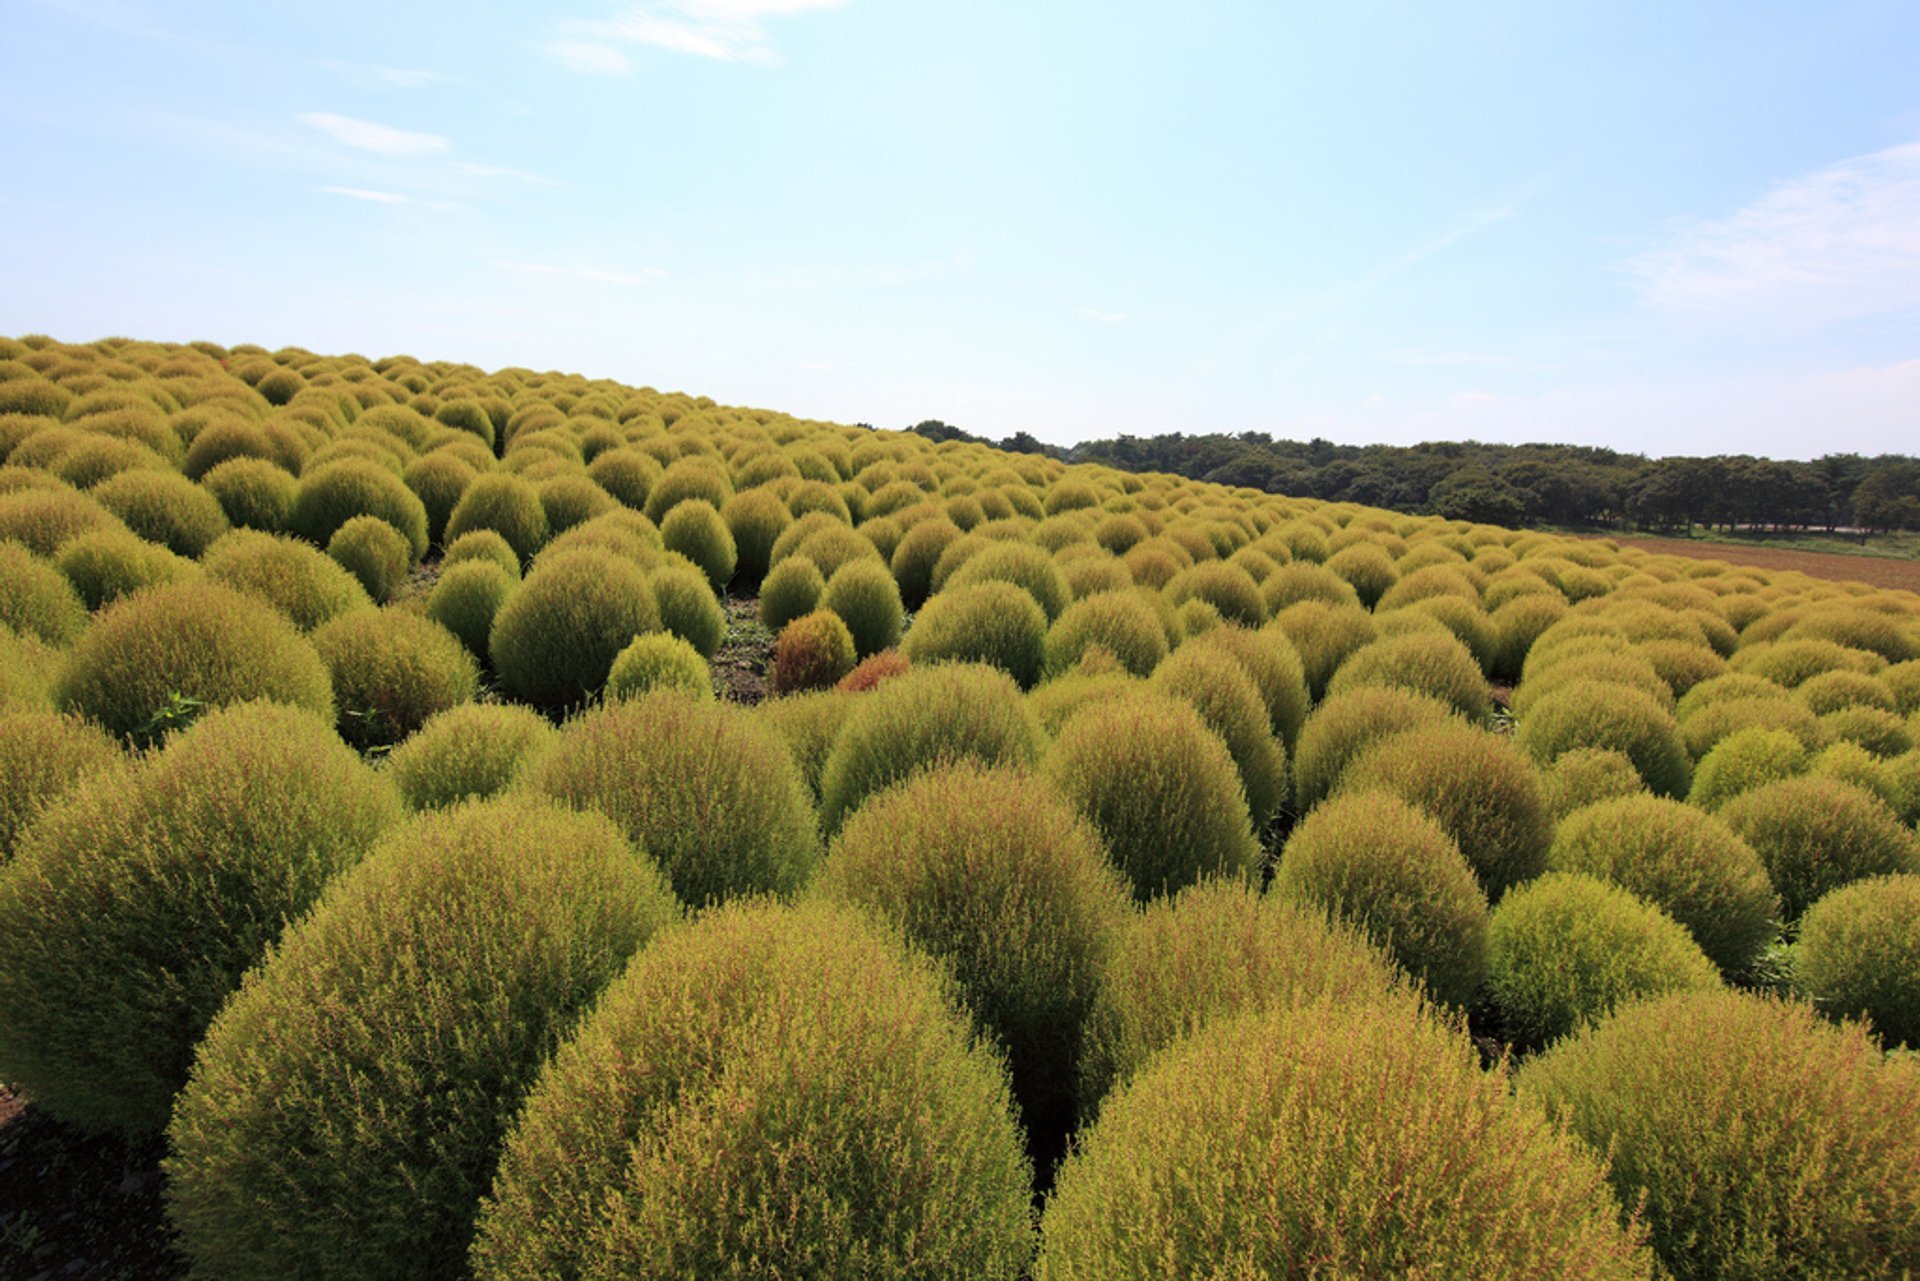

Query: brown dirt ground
[1607,536,1920,594]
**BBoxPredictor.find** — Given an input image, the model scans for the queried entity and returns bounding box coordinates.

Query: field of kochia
[2,333,1919,1278]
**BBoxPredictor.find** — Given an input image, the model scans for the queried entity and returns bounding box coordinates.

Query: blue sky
[3,0,1918,458]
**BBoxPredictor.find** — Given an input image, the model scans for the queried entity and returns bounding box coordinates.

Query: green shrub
[946,538,1071,620]
[1718,776,1920,920]
[1512,650,1673,719]
[90,467,229,558]
[201,456,297,532]
[1516,679,1691,798]
[1811,740,1903,813]
[1041,1000,1651,1280]
[648,560,726,658]
[1338,721,1551,900]
[1687,726,1808,811]
[1491,592,1570,681]
[1541,747,1646,819]
[752,688,854,800]
[1327,629,1491,721]
[292,458,429,559]
[0,624,56,711]
[1274,791,1489,1006]
[1820,704,1913,757]
[1150,641,1288,826]
[642,454,733,523]
[1262,560,1360,615]
[1731,638,1885,687]
[1164,561,1265,628]
[442,527,521,579]
[535,473,613,535]
[164,797,679,1280]
[1488,871,1720,1047]
[1180,624,1310,752]
[1175,595,1223,637]
[1324,540,1399,607]
[889,515,963,608]
[468,899,1035,1281]
[820,556,904,658]
[1519,989,1920,1280]
[0,710,122,863]
[0,701,399,1135]
[1796,874,1920,1048]
[1293,685,1457,812]
[1798,668,1899,715]
[903,580,1049,688]
[400,452,477,546]
[718,487,789,585]
[442,471,549,565]
[659,498,736,590]
[326,514,412,603]
[57,581,334,742]
[1549,795,1778,973]
[54,526,198,609]
[1884,659,1920,714]
[1679,694,1823,758]
[1269,599,1377,698]
[1077,878,1402,1115]
[607,629,712,702]
[820,662,1042,835]
[811,763,1132,1128]
[383,702,557,811]
[771,608,857,694]
[488,548,659,709]
[425,559,514,661]
[0,541,87,644]
[758,553,824,630]
[525,691,818,904]
[0,486,130,554]
[586,446,662,510]
[200,528,371,631]
[312,608,477,749]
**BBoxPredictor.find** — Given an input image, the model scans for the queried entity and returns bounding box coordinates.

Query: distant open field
[1612,536,1920,594]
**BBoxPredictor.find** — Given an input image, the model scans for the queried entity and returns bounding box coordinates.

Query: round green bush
[820,556,904,658]
[659,498,736,590]
[1328,629,1491,721]
[1040,1001,1652,1280]
[312,607,477,750]
[0,540,88,645]
[642,454,733,523]
[1268,599,1376,698]
[326,514,412,603]
[607,630,711,702]
[945,538,1071,620]
[1519,990,1920,1279]
[889,514,963,607]
[648,560,726,658]
[54,526,198,609]
[0,486,130,554]
[1718,776,1920,920]
[1540,746,1646,819]
[1820,703,1914,757]
[1324,539,1399,607]
[536,473,613,535]
[1165,560,1266,628]
[1516,679,1691,798]
[164,797,679,1280]
[1511,649,1673,719]
[586,445,662,511]
[771,608,858,694]
[719,487,790,585]
[0,624,56,712]
[1487,871,1721,1047]
[1797,874,1920,1048]
[1549,794,1779,973]
[488,547,659,709]
[758,553,824,630]
[1732,638,1885,687]
[468,899,1035,1281]
[1491,592,1571,682]
[752,687,854,801]
[1293,685,1457,813]
[1798,667,1900,715]
[0,710,122,863]
[1183,624,1310,753]
[1077,878,1402,1115]
[425,559,514,661]
[441,527,521,579]
[811,763,1132,1128]
[1150,641,1288,827]
[91,467,229,557]
[401,452,478,546]
[1686,725,1808,811]
[201,528,372,630]
[383,702,557,811]
[1274,791,1490,1007]
[0,701,399,1135]
[1338,720,1551,900]
[819,662,1042,835]
[903,580,1049,688]
[442,471,548,565]
[525,691,818,904]
[57,580,334,743]
[1679,693,1823,759]
[201,456,297,532]
[292,458,429,560]
[1043,590,1168,678]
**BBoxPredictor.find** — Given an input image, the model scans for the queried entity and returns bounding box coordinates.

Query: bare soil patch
[1609,536,1920,594]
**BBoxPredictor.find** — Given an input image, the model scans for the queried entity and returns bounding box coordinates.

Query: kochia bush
[1795,873,1920,1049]
[201,528,371,631]
[311,608,477,749]
[1717,776,1920,920]
[488,547,659,709]
[292,458,429,559]
[606,631,712,702]
[903,580,1049,688]
[1516,679,1691,798]
[382,702,557,811]
[0,710,122,863]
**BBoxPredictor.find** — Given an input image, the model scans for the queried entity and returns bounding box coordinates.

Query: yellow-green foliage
[1150,641,1288,826]
[1796,873,1920,1049]
[525,691,818,904]
[642,453,733,523]
[1183,623,1310,753]
[401,452,478,545]
[91,467,230,557]
[488,547,659,708]
[0,540,88,644]
[425,559,514,660]
[1549,794,1778,973]
[1043,590,1169,678]
[1491,592,1569,680]
[0,624,57,712]
[1820,703,1913,756]
[0,486,130,554]
[58,580,334,742]
[820,662,1042,834]
[312,607,477,749]
[1165,560,1266,628]
[720,487,790,584]
[1293,685,1456,812]
[201,528,372,630]
[811,763,1132,1125]
[1338,720,1551,900]
[820,556,904,658]
[648,560,726,657]
[1269,598,1376,698]
[586,446,661,511]
[1732,638,1886,687]
[469,899,1035,1280]
[201,457,297,532]
[292,458,429,559]
[944,537,1072,622]
[441,527,521,579]
[383,702,557,811]
[771,608,857,694]
[1687,726,1808,811]
[0,710,122,863]
[1076,878,1402,1115]
[1718,776,1920,920]
[659,498,736,590]
[1328,629,1491,722]
[1324,539,1398,607]
[607,630,712,702]
[751,687,854,800]
[0,702,399,1134]
[164,797,679,1280]
[1516,679,1691,797]
[536,473,613,535]
[1679,693,1823,758]
[904,579,1049,688]
[443,471,549,564]
[1040,1001,1652,1280]
[1487,871,1720,1047]
[55,526,198,609]
[1519,990,1920,1280]
[758,553,824,629]
[1540,747,1646,819]
[1274,791,1490,1007]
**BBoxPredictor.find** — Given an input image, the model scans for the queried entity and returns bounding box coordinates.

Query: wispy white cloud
[1079,308,1129,324]
[1628,140,1920,327]
[499,260,668,285]
[457,161,565,187]
[320,186,414,205]
[315,60,447,89]
[296,111,450,158]
[551,0,847,69]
